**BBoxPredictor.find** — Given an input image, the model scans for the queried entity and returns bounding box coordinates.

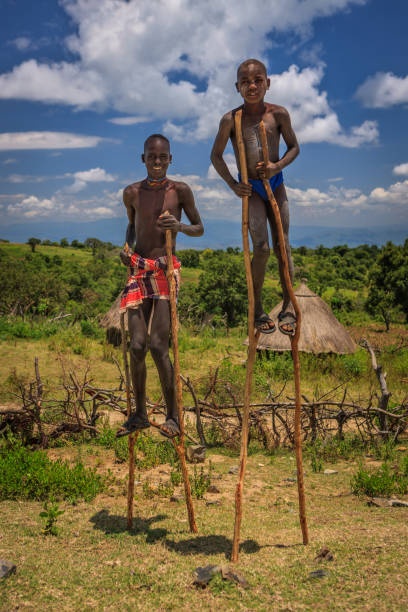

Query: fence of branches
[1,340,407,450]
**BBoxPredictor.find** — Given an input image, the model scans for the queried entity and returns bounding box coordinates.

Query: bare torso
[123,178,203,259]
[231,103,283,178]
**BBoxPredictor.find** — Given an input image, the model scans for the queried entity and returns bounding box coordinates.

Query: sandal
[255,313,276,334]
[116,414,150,438]
[160,418,180,439]
[278,311,297,336]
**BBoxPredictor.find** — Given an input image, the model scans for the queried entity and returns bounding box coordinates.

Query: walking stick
[165,222,198,534]
[231,109,260,562]
[120,283,138,530]
[258,121,309,545]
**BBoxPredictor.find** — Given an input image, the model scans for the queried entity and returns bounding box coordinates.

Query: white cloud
[393,163,408,176]
[3,171,408,227]
[201,166,408,223]
[286,179,408,219]
[356,72,408,108]
[207,153,237,180]
[65,167,116,193]
[7,195,57,218]
[268,64,378,147]
[5,174,47,184]
[0,0,371,145]
[5,188,122,221]
[0,131,107,150]
[369,180,408,205]
[10,37,32,51]
[108,116,150,126]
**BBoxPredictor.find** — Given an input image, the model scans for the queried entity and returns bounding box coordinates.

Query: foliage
[0,436,104,502]
[177,248,200,268]
[189,462,213,499]
[366,240,408,329]
[39,501,65,536]
[196,250,248,326]
[305,435,368,464]
[1,241,406,333]
[27,237,41,253]
[95,427,178,468]
[351,456,408,497]
[0,243,125,321]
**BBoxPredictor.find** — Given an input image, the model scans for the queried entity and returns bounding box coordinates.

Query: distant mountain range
[1,218,407,249]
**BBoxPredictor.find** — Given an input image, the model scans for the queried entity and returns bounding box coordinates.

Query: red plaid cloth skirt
[119,253,181,312]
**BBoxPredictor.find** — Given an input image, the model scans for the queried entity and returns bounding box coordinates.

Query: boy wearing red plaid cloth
[117,134,203,439]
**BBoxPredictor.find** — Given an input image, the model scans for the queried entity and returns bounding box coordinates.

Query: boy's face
[142,138,172,179]
[236,63,270,104]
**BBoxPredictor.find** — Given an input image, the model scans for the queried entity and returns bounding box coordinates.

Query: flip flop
[278,311,297,336]
[160,418,180,439]
[116,415,150,438]
[255,313,276,334]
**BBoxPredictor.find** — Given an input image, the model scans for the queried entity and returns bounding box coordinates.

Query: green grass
[1,447,407,610]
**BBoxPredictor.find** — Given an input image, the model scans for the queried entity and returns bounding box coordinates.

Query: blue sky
[0,0,407,245]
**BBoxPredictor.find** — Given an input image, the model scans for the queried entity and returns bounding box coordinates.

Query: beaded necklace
[145,176,169,189]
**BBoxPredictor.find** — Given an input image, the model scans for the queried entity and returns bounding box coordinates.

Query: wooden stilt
[120,311,138,530]
[258,121,309,545]
[165,227,198,534]
[231,109,259,562]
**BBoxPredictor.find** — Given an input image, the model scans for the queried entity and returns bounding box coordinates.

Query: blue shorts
[239,172,284,201]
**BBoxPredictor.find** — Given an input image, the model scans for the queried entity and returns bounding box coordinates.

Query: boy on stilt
[211,58,299,336]
[116,134,203,439]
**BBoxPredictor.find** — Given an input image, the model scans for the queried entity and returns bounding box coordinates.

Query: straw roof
[250,280,357,354]
[100,294,127,346]
[100,294,126,330]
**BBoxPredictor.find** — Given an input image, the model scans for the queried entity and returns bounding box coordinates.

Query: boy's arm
[121,185,136,264]
[210,113,252,197]
[158,183,204,237]
[277,107,299,170]
[258,107,300,180]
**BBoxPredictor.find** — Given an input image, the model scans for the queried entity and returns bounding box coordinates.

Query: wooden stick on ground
[120,309,138,530]
[165,224,198,534]
[258,120,309,545]
[231,108,260,562]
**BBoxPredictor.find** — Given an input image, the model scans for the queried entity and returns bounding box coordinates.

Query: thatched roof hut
[250,280,357,354]
[100,294,126,346]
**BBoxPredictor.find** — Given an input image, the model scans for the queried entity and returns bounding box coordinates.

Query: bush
[0,437,104,502]
[351,459,408,497]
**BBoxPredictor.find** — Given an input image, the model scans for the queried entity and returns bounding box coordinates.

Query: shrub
[351,460,408,497]
[0,437,103,502]
[190,462,212,499]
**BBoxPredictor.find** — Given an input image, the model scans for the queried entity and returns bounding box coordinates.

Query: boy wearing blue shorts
[211,59,300,335]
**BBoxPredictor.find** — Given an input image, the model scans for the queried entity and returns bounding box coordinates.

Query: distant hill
[1,218,407,249]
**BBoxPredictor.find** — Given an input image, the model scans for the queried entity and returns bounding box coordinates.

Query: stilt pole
[258,121,309,545]
[165,226,198,533]
[231,109,260,562]
[120,310,138,530]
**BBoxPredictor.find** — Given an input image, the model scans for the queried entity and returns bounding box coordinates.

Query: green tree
[197,251,247,326]
[366,241,408,329]
[27,237,41,253]
[178,249,200,268]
